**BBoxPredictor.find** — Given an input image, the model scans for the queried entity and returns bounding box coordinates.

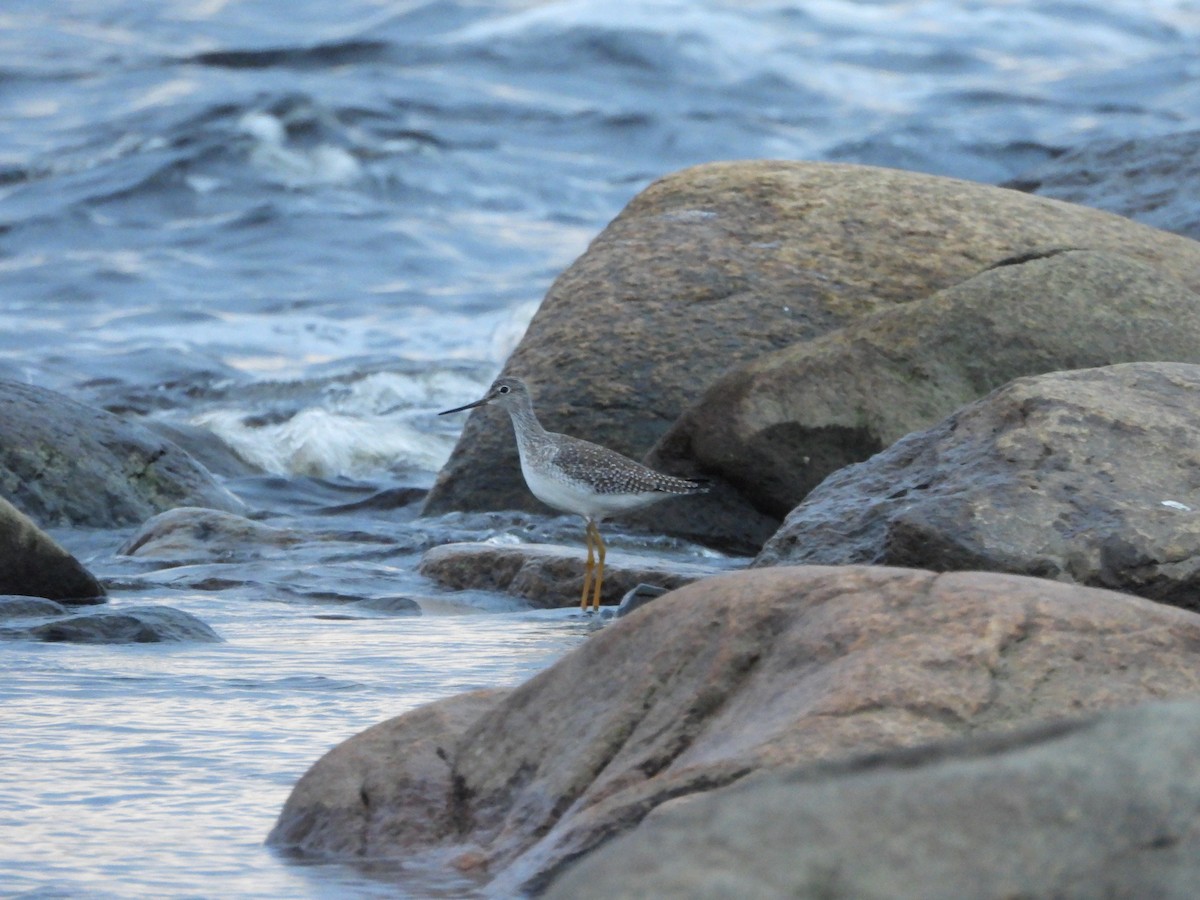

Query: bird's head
[438,376,531,416]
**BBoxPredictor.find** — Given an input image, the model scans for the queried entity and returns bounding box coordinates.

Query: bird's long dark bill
[438,396,489,416]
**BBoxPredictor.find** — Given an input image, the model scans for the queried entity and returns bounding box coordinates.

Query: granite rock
[267,566,1200,894]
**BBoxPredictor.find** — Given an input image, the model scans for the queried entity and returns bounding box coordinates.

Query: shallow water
[3,0,1200,895]
[0,597,590,898]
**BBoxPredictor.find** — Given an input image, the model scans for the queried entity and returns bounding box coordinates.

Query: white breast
[521,459,665,521]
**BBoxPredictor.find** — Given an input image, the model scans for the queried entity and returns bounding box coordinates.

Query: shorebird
[439,376,706,611]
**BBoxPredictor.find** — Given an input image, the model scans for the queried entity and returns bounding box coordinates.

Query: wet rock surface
[119,506,306,561]
[0,595,69,619]
[0,494,105,603]
[340,596,422,616]
[418,541,732,608]
[1,603,222,643]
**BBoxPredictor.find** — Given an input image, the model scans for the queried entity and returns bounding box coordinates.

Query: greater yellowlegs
[439,376,706,611]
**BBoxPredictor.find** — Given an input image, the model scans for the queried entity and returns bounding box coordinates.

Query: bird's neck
[506,399,548,445]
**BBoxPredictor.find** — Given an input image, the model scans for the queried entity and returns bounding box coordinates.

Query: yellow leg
[580,522,596,610]
[590,525,606,612]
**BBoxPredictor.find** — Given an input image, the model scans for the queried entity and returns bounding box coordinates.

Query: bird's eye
[498,385,510,394]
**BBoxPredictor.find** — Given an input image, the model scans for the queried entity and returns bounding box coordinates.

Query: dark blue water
[2,1,1199,896]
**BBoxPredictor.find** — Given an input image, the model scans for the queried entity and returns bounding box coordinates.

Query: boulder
[266,566,1200,894]
[546,700,1200,899]
[756,362,1200,611]
[649,250,1200,526]
[0,494,105,602]
[1007,130,1200,240]
[268,688,510,857]
[418,542,733,608]
[0,379,244,528]
[422,161,1200,552]
[8,604,221,643]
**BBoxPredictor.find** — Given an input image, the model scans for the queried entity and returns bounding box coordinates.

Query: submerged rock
[614,583,668,618]
[0,595,68,619]
[267,566,1200,894]
[546,700,1200,899]
[418,541,730,608]
[0,379,244,528]
[13,605,222,644]
[342,596,422,615]
[756,362,1200,611]
[0,494,105,603]
[119,507,305,561]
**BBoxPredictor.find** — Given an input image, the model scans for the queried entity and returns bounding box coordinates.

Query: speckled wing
[549,434,704,496]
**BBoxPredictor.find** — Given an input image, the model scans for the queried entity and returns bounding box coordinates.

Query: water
[2,0,1199,896]
[0,594,590,898]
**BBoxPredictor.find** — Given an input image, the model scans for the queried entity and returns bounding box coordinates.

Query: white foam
[329,370,483,417]
[238,111,362,188]
[189,368,496,478]
[194,405,455,477]
[490,299,539,363]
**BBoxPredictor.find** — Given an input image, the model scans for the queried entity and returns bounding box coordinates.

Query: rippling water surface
[0,595,590,897]
[2,0,1200,895]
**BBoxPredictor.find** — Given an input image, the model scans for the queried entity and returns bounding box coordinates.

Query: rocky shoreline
[6,136,1200,893]
[281,144,1200,896]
